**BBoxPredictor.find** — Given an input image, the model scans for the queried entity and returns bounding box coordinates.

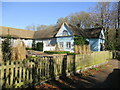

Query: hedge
[44,51,76,55]
[44,51,70,54]
[26,48,33,50]
[67,52,76,55]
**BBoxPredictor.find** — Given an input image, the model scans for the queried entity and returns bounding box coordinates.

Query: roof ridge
[0,26,35,32]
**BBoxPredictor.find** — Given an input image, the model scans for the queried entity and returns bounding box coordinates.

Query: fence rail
[0,51,112,88]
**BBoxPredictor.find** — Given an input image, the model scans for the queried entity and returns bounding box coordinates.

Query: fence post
[49,56,55,80]
[72,55,76,75]
[61,55,67,78]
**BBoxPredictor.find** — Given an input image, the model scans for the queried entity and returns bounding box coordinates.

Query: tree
[2,35,12,62]
[90,2,112,28]
[36,25,55,31]
[36,25,48,30]
[69,11,93,28]
[56,11,94,29]
[56,17,69,28]
[26,25,36,31]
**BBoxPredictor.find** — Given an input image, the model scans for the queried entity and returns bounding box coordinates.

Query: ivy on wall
[74,36,89,45]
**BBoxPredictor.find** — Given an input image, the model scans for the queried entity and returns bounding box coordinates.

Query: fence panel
[74,45,90,54]
[0,51,113,88]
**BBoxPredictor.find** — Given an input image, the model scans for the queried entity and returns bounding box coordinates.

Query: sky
[1,2,98,29]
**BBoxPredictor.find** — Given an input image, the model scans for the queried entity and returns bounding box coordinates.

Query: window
[60,42,63,48]
[62,30,68,36]
[66,42,71,49]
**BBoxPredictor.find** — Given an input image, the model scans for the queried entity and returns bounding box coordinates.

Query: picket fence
[0,51,112,88]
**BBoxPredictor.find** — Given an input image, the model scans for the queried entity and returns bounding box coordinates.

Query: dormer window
[62,30,68,36]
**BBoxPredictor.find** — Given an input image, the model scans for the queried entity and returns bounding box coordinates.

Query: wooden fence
[74,45,90,54]
[0,46,2,62]
[0,51,112,88]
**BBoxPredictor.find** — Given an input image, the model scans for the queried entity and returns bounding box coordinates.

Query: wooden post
[19,62,21,84]
[30,65,33,83]
[6,62,9,87]
[23,67,25,83]
[74,45,77,53]
[0,68,4,88]
[15,67,18,85]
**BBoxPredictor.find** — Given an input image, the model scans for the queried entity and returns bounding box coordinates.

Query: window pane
[63,30,68,36]
[60,42,63,48]
[66,42,71,49]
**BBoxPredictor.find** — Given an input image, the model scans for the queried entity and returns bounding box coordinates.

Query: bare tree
[56,17,69,28]
[25,25,36,31]
[36,25,48,30]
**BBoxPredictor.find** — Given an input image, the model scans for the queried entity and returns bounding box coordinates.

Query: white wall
[35,38,56,51]
[22,39,33,48]
[56,23,73,37]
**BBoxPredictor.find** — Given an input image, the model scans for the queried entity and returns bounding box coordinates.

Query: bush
[32,40,36,50]
[36,42,43,51]
[44,51,70,54]
[26,48,33,50]
[74,36,89,45]
[1,35,12,62]
[67,52,76,55]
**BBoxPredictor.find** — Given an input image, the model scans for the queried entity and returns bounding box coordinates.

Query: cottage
[0,23,105,52]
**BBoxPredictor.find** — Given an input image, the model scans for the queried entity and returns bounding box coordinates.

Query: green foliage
[44,51,70,54]
[36,42,43,51]
[104,27,120,51]
[26,48,33,50]
[32,40,36,50]
[67,52,76,55]
[92,67,99,71]
[1,35,12,62]
[107,42,116,50]
[74,36,89,45]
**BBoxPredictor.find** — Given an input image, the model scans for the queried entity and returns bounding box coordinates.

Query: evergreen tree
[2,35,12,62]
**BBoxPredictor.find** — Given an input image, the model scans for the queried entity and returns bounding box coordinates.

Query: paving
[90,59,120,88]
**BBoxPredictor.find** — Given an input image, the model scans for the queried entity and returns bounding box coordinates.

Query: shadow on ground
[46,75,99,89]
[92,69,120,88]
[45,69,120,89]
[34,59,120,89]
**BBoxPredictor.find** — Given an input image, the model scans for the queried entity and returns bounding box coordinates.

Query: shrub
[44,51,70,54]
[67,52,76,55]
[74,36,89,45]
[36,42,43,51]
[26,48,33,50]
[32,40,36,50]
[1,35,12,62]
